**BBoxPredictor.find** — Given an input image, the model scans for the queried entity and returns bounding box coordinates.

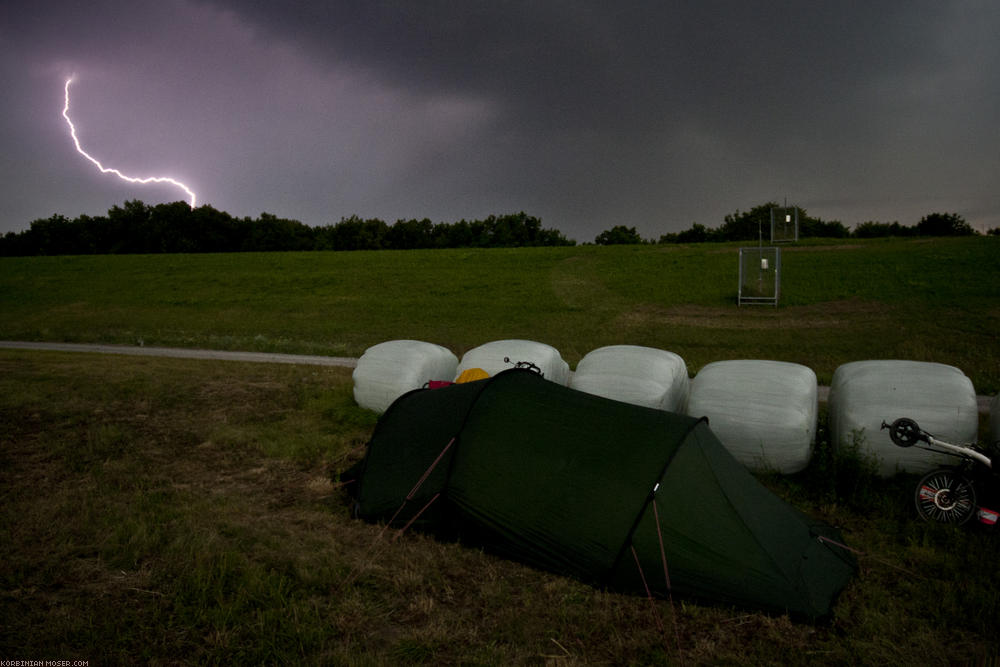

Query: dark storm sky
[2,1,998,241]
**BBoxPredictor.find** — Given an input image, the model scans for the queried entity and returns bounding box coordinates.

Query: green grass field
[2,237,999,664]
[2,236,998,391]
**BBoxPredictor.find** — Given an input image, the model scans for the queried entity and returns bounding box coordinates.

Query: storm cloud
[2,1,998,240]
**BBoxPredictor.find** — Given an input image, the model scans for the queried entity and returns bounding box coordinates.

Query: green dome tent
[347,369,855,620]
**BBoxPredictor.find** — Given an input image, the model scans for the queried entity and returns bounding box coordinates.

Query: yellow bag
[455,367,490,384]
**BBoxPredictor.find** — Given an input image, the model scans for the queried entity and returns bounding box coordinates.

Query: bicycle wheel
[914,468,977,525]
[888,418,922,448]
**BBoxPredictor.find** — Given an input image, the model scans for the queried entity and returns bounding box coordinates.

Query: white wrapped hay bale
[828,360,978,477]
[457,339,570,385]
[353,340,458,413]
[569,345,689,412]
[686,360,817,474]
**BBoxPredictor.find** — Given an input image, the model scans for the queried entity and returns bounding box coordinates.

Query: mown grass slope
[1,236,997,391]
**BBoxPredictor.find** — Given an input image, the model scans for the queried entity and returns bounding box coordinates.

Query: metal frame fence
[738,246,781,306]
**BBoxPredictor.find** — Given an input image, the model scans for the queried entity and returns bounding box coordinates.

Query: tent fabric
[350,369,855,620]
[686,360,817,474]
[569,344,689,412]
[828,360,978,477]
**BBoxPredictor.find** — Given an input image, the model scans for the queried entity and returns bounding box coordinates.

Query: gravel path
[0,340,357,368]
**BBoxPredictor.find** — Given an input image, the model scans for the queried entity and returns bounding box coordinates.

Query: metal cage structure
[738,246,781,306]
[771,207,799,243]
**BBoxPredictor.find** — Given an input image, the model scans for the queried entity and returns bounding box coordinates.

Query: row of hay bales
[353,339,995,477]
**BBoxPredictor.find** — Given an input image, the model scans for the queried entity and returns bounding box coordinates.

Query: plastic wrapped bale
[686,360,817,474]
[569,345,689,412]
[353,340,458,413]
[456,339,570,385]
[828,360,978,477]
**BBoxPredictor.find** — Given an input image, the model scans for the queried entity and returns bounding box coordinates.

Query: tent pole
[630,545,665,634]
[651,498,684,658]
[377,436,457,543]
[405,437,457,501]
[394,492,442,541]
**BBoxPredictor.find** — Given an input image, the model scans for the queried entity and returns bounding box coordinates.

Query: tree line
[0,201,573,256]
[594,203,988,245]
[2,199,992,256]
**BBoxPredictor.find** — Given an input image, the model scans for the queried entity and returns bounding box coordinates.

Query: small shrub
[795,427,883,511]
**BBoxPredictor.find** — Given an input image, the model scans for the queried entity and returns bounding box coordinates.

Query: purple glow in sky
[2,1,999,241]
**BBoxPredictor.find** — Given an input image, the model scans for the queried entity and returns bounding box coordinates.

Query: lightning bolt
[62,77,197,208]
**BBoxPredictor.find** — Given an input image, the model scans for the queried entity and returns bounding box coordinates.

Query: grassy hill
[2,237,999,664]
[1,236,997,391]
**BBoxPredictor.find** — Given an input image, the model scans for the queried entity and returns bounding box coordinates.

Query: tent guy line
[0,340,993,414]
